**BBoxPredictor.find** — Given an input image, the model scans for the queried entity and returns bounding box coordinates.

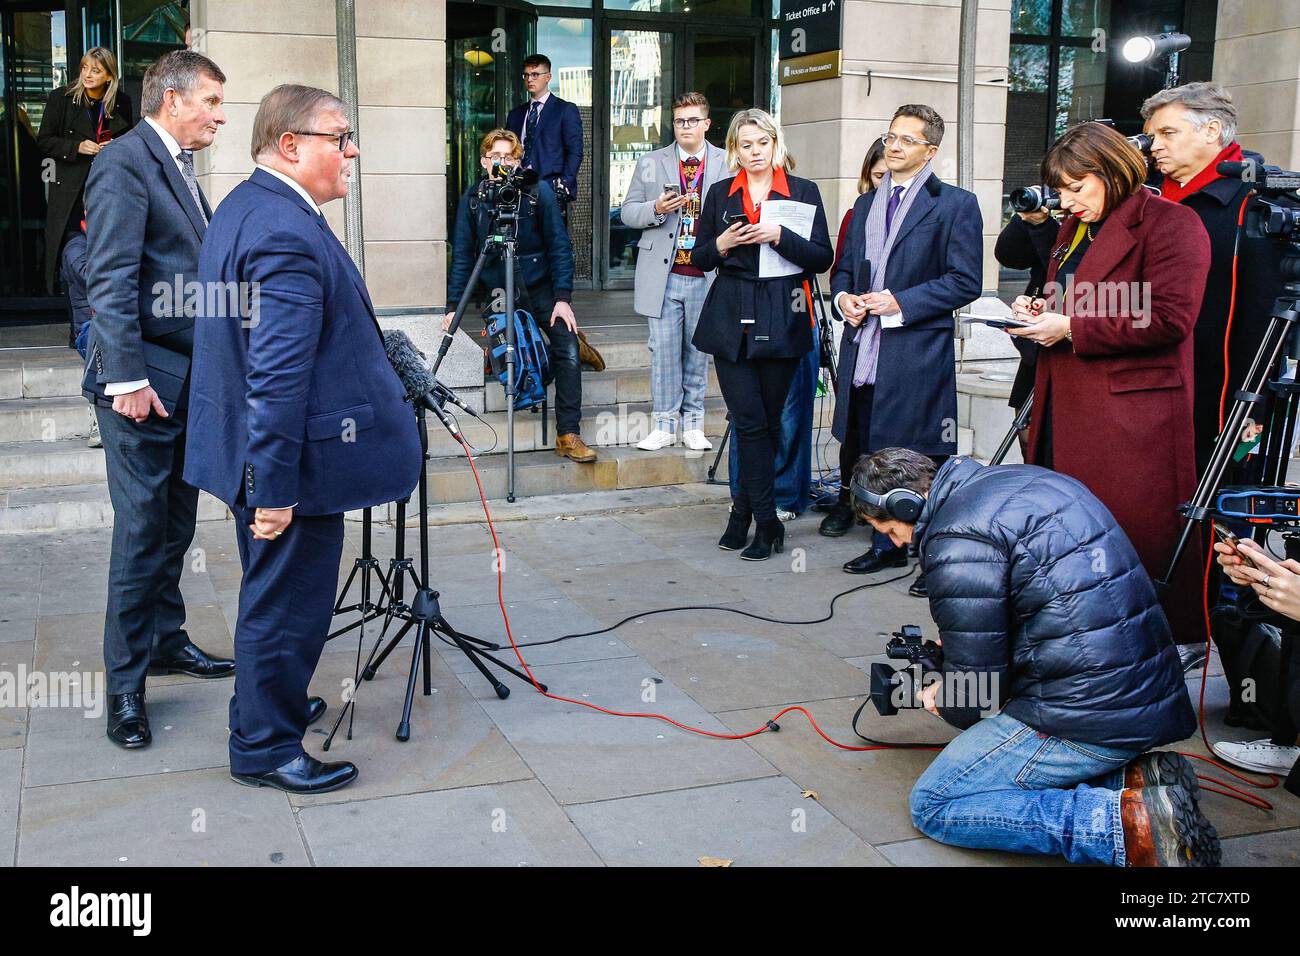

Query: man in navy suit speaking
[185,85,422,794]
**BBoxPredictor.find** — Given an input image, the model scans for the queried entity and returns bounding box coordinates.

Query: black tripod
[990,389,1033,466]
[432,193,527,502]
[707,275,839,484]
[323,403,546,746]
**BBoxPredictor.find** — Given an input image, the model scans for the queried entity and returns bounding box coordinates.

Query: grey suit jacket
[84,119,212,385]
[620,141,728,318]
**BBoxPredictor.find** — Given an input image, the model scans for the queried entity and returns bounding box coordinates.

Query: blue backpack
[484,308,553,411]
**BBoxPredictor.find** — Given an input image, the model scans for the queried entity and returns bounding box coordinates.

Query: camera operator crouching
[443,129,597,463]
[854,448,1219,867]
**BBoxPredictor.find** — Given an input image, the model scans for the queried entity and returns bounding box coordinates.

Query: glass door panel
[606,27,674,285]
[689,32,756,151]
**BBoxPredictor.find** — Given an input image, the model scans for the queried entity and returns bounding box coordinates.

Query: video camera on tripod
[1008,125,1153,214]
[870,625,945,717]
[475,161,540,215]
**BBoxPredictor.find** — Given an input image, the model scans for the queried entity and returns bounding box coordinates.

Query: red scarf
[1159,142,1243,204]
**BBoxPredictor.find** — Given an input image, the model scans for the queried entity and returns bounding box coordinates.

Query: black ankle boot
[718,506,753,551]
[741,518,785,561]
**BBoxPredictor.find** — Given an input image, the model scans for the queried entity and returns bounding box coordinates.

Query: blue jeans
[910,712,1140,865]
[729,329,819,514]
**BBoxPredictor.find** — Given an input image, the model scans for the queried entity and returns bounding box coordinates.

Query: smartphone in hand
[1214,525,1258,569]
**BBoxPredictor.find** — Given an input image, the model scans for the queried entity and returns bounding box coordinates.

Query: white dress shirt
[520,91,552,147]
[833,173,916,327]
[256,163,322,215]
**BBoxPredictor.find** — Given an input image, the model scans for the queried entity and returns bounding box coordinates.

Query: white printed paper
[758,200,817,278]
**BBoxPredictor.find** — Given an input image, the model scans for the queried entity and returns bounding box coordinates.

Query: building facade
[2,0,1298,323]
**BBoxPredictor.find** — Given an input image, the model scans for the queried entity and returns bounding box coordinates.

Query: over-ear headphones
[849,475,925,522]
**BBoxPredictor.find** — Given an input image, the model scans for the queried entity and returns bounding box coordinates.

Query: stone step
[481,364,722,413]
[0,439,106,491]
[0,480,231,535]
[0,348,85,400]
[0,397,95,443]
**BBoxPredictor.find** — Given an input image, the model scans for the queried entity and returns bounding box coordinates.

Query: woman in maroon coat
[1008,122,1211,652]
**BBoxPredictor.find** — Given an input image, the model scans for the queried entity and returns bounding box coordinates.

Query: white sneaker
[682,429,713,451]
[87,410,102,449]
[1211,738,1300,773]
[777,508,797,522]
[637,428,676,451]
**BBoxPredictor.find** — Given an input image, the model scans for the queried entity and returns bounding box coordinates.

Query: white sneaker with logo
[636,428,676,451]
[1211,738,1300,773]
[682,429,713,451]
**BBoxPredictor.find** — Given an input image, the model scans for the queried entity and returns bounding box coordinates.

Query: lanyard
[1056,219,1089,265]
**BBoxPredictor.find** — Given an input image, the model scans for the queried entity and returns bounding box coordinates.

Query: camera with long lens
[1010,127,1152,214]
[476,161,539,215]
[870,625,944,717]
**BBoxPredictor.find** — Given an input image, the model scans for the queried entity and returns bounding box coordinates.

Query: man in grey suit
[620,92,727,452]
[83,50,234,750]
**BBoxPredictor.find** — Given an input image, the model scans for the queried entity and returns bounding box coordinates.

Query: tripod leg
[422,627,432,696]
[396,620,426,742]
[468,647,547,693]
[365,618,415,680]
[707,421,731,483]
[437,619,509,699]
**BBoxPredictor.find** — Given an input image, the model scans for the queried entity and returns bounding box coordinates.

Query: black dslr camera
[870,625,944,717]
[477,162,539,216]
[1009,125,1152,214]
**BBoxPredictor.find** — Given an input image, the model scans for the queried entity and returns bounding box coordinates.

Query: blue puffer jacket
[915,457,1197,751]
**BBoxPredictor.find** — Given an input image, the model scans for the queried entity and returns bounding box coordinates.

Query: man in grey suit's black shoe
[83,50,235,750]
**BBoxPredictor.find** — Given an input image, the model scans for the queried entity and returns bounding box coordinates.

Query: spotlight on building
[1121,32,1191,89]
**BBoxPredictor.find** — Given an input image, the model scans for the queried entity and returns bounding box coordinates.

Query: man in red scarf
[1144,83,1284,481]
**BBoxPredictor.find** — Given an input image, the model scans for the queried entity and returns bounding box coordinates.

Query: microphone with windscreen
[383,329,480,441]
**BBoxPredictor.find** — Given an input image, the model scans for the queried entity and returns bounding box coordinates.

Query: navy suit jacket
[184,169,422,516]
[506,94,583,196]
[84,119,212,387]
[830,176,982,454]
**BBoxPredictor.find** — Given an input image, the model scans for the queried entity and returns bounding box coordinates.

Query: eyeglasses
[881,132,932,149]
[294,129,357,151]
[522,71,550,80]
[673,117,706,129]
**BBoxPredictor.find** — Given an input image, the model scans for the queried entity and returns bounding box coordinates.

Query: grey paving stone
[716,695,957,846]
[289,647,534,807]
[0,562,41,623]
[431,595,637,672]
[298,778,602,866]
[453,655,778,804]
[0,748,20,866]
[1220,828,1300,866]
[414,554,563,610]
[24,678,232,787]
[569,776,889,866]
[33,604,233,688]
[492,514,668,569]
[615,609,870,712]
[647,520,883,579]
[550,556,746,625]
[0,640,32,750]
[18,767,309,866]
[877,836,1070,867]
[0,616,36,645]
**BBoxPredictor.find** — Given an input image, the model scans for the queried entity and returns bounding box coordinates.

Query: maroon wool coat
[1026,188,1211,644]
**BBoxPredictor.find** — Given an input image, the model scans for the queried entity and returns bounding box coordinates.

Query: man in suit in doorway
[83,49,235,751]
[620,91,727,452]
[823,104,983,595]
[184,84,424,793]
[506,53,583,215]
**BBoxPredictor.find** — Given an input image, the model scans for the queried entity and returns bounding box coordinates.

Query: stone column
[1214,0,1300,169]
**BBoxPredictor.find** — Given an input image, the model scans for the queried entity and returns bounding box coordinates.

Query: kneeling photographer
[854,448,1217,866]
[443,129,597,463]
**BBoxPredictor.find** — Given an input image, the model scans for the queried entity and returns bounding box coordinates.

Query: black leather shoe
[741,519,785,561]
[1176,643,1208,674]
[107,692,151,749]
[818,502,856,537]
[718,507,753,551]
[231,754,358,794]
[149,642,235,679]
[306,696,327,727]
[908,574,928,598]
[843,547,908,575]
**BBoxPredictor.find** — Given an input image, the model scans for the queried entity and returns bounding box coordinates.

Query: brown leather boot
[1124,751,1199,797]
[1120,786,1220,867]
[576,330,606,372]
[556,433,597,462]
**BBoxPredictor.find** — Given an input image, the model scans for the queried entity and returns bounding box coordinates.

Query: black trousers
[714,343,800,522]
[837,383,946,554]
[517,281,582,436]
[228,505,344,774]
[96,403,199,694]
